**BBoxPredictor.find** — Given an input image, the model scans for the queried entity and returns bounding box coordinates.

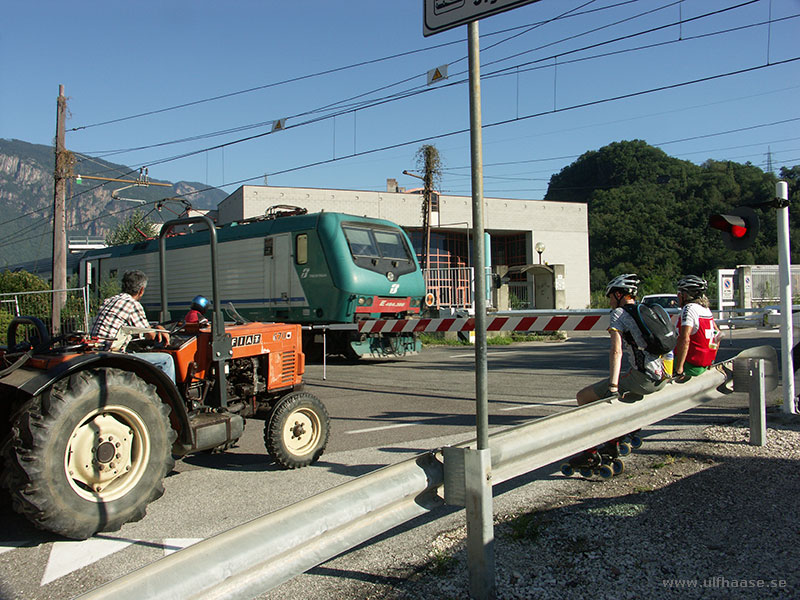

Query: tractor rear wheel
[264,392,329,469]
[2,368,176,539]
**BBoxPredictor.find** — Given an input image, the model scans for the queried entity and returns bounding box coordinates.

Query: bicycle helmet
[677,275,707,295]
[190,295,211,313]
[605,273,640,297]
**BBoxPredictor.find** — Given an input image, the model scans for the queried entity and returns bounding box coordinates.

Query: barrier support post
[749,358,767,446]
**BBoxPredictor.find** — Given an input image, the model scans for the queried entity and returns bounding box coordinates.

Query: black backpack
[622,302,676,356]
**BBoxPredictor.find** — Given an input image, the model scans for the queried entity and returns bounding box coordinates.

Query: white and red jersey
[679,303,720,367]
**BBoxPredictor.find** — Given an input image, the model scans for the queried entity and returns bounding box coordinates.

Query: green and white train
[80,209,427,358]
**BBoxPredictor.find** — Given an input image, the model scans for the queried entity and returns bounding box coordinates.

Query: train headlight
[386,271,396,282]
[357,296,373,307]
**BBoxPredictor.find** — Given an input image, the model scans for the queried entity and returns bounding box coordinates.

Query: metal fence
[750,266,800,303]
[423,267,474,310]
[507,281,532,309]
[0,287,90,343]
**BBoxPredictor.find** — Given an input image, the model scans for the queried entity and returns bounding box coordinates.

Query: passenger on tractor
[184,295,210,325]
[91,269,176,381]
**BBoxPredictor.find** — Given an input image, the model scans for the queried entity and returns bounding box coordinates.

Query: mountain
[0,138,228,268]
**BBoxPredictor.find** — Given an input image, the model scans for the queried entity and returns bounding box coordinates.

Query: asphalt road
[0,329,784,599]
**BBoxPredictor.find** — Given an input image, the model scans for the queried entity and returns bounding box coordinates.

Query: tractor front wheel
[264,392,329,469]
[2,368,176,539]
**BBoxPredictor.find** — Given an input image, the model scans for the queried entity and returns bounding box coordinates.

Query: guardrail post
[464,447,494,600]
[442,447,495,599]
[749,358,767,446]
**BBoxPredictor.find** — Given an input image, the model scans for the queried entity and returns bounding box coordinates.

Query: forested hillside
[545,140,800,293]
[0,139,227,267]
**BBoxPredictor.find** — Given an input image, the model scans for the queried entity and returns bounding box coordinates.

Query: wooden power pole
[52,84,68,335]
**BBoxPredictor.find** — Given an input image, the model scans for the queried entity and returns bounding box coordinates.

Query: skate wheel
[629,436,642,449]
[612,458,625,475]
[618,442,632,456]
[598,464,614,479]
[579,467,593,478]
[561,463,575,477]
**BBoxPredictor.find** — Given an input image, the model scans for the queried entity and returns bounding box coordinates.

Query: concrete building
[218,183,591,309]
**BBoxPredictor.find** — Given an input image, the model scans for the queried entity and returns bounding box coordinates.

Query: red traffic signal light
[709,206,760,250]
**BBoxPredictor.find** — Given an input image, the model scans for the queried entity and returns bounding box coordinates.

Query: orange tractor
[0,216,329,539]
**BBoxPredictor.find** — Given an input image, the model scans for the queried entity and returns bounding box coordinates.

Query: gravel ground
[271,406,800,599]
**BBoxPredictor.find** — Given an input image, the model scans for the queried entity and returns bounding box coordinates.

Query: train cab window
[343,226,379,257]
[374,230,411,261]
[295,233,308,264]
[342,223,416,277]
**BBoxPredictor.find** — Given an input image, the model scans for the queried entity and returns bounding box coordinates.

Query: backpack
[622,302,676,356]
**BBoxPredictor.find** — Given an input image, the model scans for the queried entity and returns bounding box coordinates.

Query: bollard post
[749,358,767,446]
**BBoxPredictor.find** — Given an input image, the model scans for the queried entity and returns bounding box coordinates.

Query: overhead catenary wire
[77,0,790,176]
[68,0,641,133]
[158,56,800,202]
[77,0,696,158]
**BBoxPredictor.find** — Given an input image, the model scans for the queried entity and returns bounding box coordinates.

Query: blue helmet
[190,295,211,313]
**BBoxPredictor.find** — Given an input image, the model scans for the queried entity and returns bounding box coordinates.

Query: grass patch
[507,512,548,541]
[650,454,686,469]
[587,503,646,518]
[428,549,456,575]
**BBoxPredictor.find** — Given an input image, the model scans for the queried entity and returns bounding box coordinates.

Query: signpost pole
[466,19,495,600]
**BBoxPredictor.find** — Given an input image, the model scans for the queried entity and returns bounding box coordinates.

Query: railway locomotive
[80,208,427,358]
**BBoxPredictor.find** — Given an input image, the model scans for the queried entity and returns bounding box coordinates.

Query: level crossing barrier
[77,346,777,600]
[357,306,797,335]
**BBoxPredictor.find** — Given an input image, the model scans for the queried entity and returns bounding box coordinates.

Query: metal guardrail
[79,347,776,600]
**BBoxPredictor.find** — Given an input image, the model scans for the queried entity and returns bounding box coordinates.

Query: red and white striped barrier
[358,313,611,334]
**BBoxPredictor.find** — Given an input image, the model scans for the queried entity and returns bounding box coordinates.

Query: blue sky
[2,0,798,202]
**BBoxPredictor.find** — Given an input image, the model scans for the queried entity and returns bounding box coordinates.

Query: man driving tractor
[90,269,175,380]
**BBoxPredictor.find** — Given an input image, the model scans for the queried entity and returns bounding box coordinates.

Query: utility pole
[402,168,432,270]
[405,145,441,272]
[52,84,68,335]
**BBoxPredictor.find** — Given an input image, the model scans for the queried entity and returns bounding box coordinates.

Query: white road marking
[163,538,202,556]
[449,350,534,359]
[42,538,132,585]
[0,542,28,555]
[499,399,575,410]
[347,422,416,434]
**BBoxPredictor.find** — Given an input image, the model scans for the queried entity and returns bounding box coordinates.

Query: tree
[105,210,159,246]
[545,140,797,295]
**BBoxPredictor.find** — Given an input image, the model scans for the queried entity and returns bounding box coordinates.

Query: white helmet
[605,273,640,297]
[677,275,708,295]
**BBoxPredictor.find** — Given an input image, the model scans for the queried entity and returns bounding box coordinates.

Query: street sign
[423,0,542,37]
[427,64,449,85]
[722,275,734,300]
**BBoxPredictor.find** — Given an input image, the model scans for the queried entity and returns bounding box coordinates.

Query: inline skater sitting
[576,273,667,405]
[672,275,720,381]
[566,274,667,478]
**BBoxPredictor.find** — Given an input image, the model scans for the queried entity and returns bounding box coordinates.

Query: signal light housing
[709,206,760,250]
